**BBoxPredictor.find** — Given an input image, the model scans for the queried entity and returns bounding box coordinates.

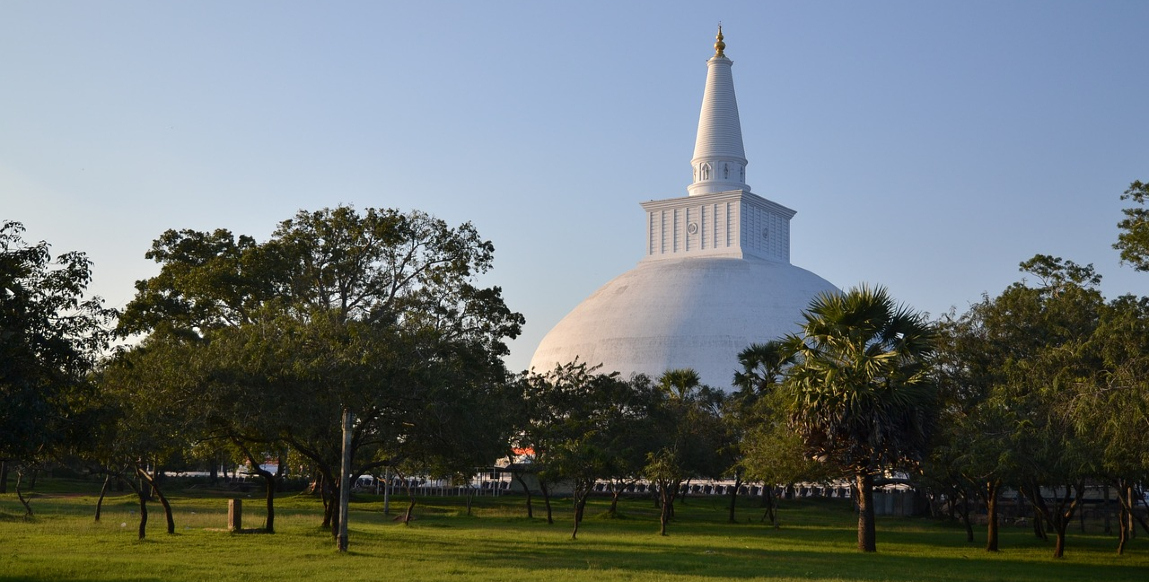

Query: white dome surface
[529,257,839,390]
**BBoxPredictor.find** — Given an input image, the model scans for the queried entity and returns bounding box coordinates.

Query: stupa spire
[688,26,748,197]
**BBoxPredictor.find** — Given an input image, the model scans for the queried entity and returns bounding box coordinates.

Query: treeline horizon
[2,181,1148,559]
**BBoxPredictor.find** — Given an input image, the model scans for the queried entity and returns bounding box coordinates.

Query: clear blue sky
[3,0,1147,373]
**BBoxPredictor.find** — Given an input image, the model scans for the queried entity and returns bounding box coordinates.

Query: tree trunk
[95,474,111,522]
[760,486,778,527]
[1102,483,1111,536]
[539,480,554,525]
[1020,486,1047,542]
[511,469,533,519]
[321,490,333,528]
[926,488,942,518]
[136,487,149,540]
[958,492,974,543]
[15,471,33,519]
[232,437,276,533]
[574,487,586,524]
[1118,500,1129,555]
[156,486,175,535]
[1052,519,1068,558]
[402,493,417,526]
[1027,484,1083,559]
[727,476,742,523]
[123,477,149,540]
[137,467,175,534]
[0,460,8,494]
[984,480,1000,552]
[855,471,876,552]
[315,469,336,530]
[394,477,417,525]
[658,483,672,536]
[309,471,322,495]
[329,483,341,540]
[608,487,622,517]
[261,470,276,533]
[571,499,583,540]
[1126,485,1136,539]
[571,481,590,540]
[1020,484,1047,539]
[1113,481,1148,554]
[137,471,151,502]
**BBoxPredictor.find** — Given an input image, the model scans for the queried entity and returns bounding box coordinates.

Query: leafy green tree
[0,221,114,509]
[730,341,798,525]
[924,308,1018,551]
[644,446,685,537]
[511,365,570,524]
[1105,181,1149,550]
[733,342,794,395]
[927,255,1127,558]
[929,256,1103,557]
[782,284,936,553]
[996,256,1105,559]
[385,338,522,521]
[556,367,647,539]
[737,391,827,527]
[1114,180,1149,271]
[96,338,202,538]
[599,374,662,518]
[514,361,654,537]
[645,368,727,536]
[1073,293,1149,553]
[117,207,523,539]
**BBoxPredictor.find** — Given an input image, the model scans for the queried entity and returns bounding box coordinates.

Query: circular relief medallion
[761,228,769,239]
[687,222,698,235]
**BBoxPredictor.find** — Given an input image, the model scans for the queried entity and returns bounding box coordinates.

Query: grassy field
[2,479,1146,582]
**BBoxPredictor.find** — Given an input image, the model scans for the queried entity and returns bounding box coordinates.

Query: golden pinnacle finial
[714,24,725,57]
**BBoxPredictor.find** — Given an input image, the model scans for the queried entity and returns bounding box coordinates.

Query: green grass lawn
[2,480,1146,582]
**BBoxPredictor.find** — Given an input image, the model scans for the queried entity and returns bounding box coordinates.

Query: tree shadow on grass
[344,499,1148,582]
[0,579,166,582]
[452,537,1148,582]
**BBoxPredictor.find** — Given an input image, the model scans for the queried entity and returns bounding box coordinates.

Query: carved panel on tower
[642,190,791,262]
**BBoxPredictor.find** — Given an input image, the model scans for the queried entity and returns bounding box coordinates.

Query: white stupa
[530,28,839,390]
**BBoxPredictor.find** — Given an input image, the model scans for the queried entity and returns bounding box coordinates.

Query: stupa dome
[529,28,838,390]
[530,257,838,389]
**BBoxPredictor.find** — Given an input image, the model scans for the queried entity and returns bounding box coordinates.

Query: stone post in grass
[228,499,242,532]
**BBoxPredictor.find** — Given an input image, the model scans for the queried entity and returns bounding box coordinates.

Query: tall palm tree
[783,284,936,552]
[659,368,702,400]
[734,340,794,398]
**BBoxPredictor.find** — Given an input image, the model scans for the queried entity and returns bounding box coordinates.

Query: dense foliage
[0,221,114,509]
[6,180,1149,558]
[99,207,524,539]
